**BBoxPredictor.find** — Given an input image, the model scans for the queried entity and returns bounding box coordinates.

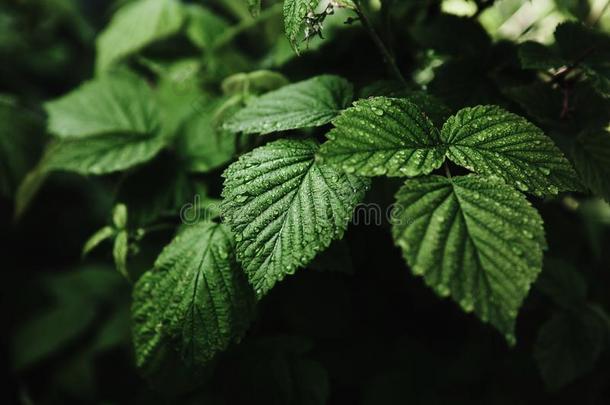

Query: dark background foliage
[2,0,610,403]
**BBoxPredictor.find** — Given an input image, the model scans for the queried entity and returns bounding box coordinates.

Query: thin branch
[444,162,452,179]
[213,3,283,50]
[353,1,406,85]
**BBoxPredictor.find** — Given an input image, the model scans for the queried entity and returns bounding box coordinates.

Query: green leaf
[45,73,160,139]
[82,226,116,257]
[517,41,566,70]
[112,203,128,229]
[176,99,236,173]
[96,0,185,73]
[113,230,129,279]
[116,156,207,227]
[283,0,317,52]
[12,266,123,371]
[318,97,445,177]
[392,174,546,342]
[571,130,610,202]
[185,4,229,50]
[221,139,369,296]
[224,75,353,134]
[535,259,587,309]
[535,307,608,390]
[38,133,167,176]
[132,221,256,370]
[441,105,580,195]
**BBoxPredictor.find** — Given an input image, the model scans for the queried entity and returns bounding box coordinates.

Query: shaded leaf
[132,221,256,370]
[96,0,185,72]
[392,174,546,342]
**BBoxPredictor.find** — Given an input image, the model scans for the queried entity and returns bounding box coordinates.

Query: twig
[213,3,284,50]
[444,162,452,179]
[353,1,406,85]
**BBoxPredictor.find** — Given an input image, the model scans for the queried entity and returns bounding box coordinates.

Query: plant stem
[353,1,406,85]
[444,162,452,179]
[213,3,283,50]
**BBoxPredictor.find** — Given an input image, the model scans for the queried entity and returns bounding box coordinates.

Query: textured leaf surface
[535,308,607,390]
[39,134,166,175]
[221,139,369,296]
[132,222,256,370]
[392,175,546,342]
[96,0,184,72]
[283,0,317,51]
[441,105,580,195]
[571,130,610,202]
[319,97,444,177]
[45,73,159,139]
[224,75,353,135]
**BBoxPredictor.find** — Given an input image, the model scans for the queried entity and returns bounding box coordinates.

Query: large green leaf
[571,130,610,202]
[45,73,160,139]
[283,0,317,51]
[392,174,546,342]
[38,134,166,175]
[224,75,353,135]
[37,72,167,176]
[318,97,445,177]
[96,0,185,73]
[441,105,580,196]
[221,139,369,296]
[132,221,256,370]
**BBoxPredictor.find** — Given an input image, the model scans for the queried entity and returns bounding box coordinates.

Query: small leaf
[96,0,185,72]
[45,72,160,139]
[224,75,353,134]
[283,0,318,52]
[82,226,116,257]
[392,174,546,342]
[441,105,581,195]
[221,139,369,296]
[535,307,607,390]
[132,222,256,370]
[571,130,610,202]
[112,203,128,229]
[318,97,445,177]
[113,230,129,279]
